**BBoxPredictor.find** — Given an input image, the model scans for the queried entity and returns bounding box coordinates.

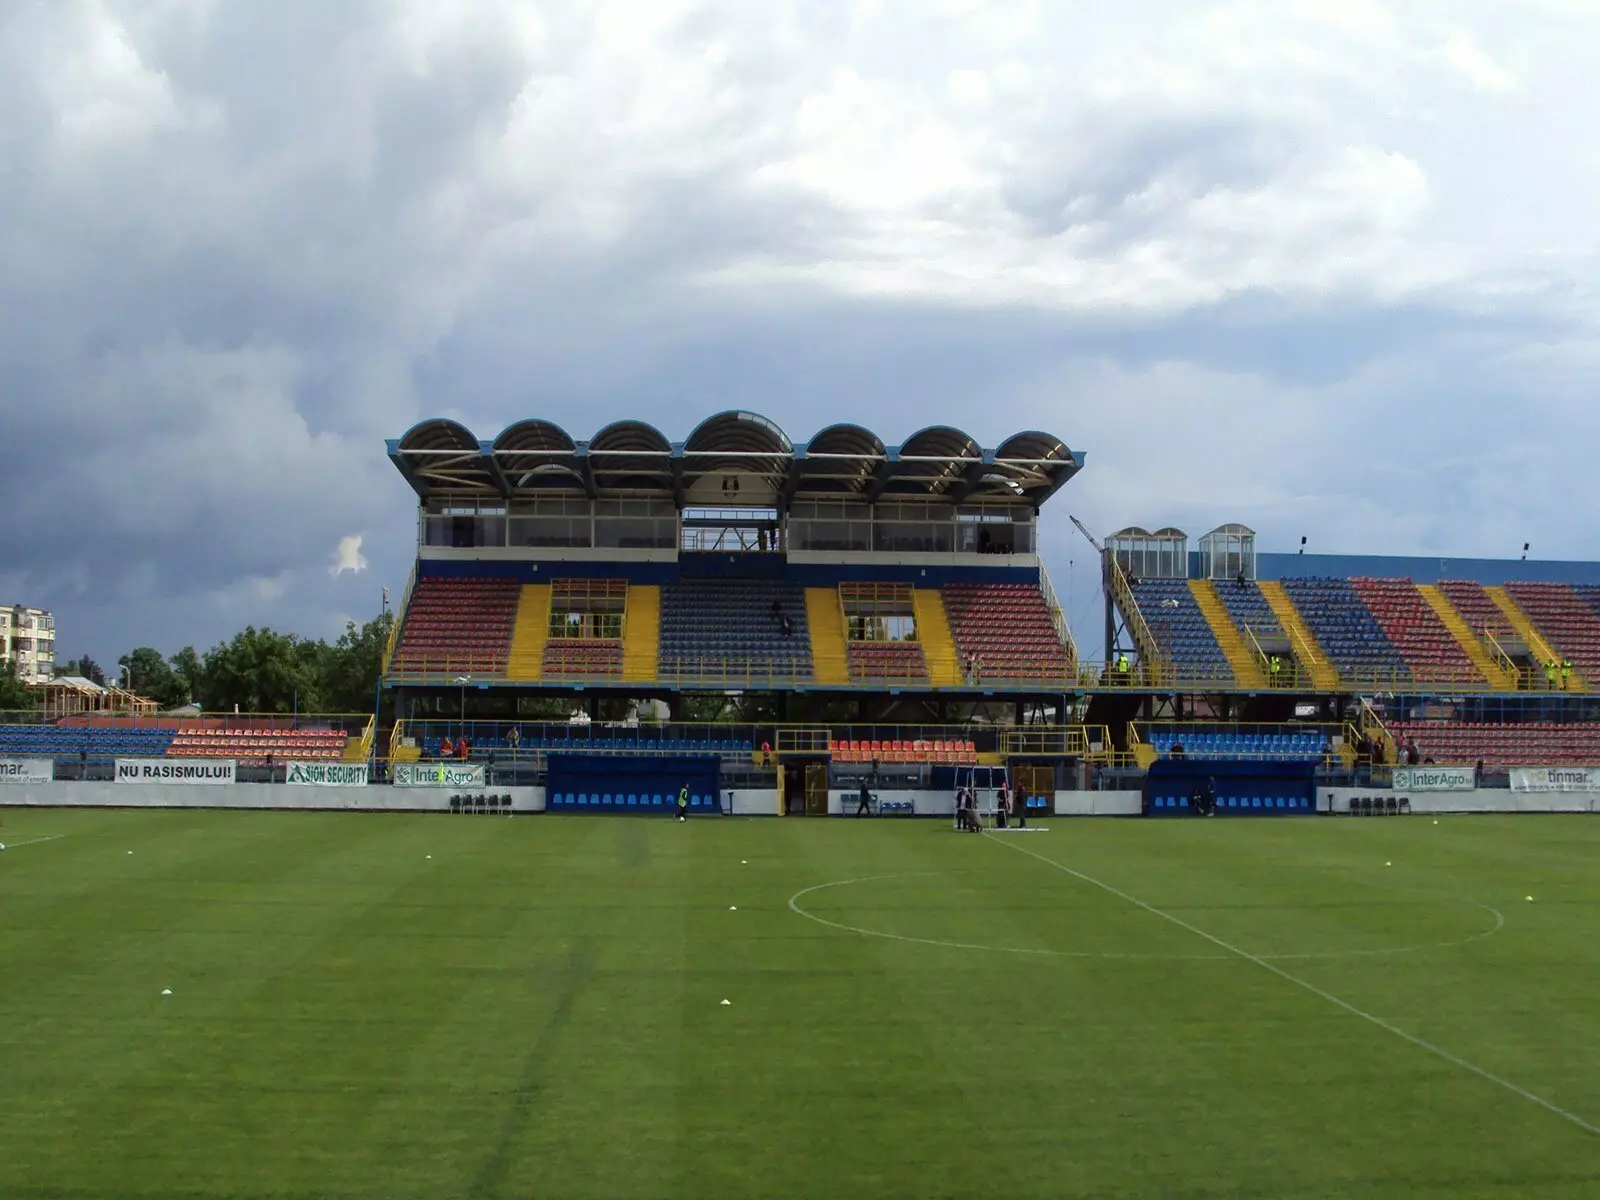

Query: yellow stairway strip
[804,588,850,685]
[621,585,660,682]
[1257,581,1341,690]
[910,588,963,687]
[505,584,552,682]
[1188,579,1267,688]
[1485,586,1587,692]
[1417,584,1515,691]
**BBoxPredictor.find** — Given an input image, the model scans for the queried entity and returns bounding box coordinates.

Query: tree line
[1,613,394,715]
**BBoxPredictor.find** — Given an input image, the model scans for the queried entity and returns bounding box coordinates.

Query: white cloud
[331,535,368,577]
[1440,34,1518,93]
[3,0,1600,666]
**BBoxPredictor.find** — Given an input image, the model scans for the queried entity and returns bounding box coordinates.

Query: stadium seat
[1125,580,1229,678]
[657,580,812,681]
[1348,578,1480,686]
[941,582,1071,684]
[1390,720,1600,768]
[389,577,521,675]
[1279,577,1408,682]
[1507,582,1600,682]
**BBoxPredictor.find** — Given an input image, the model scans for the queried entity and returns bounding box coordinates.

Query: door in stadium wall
[804,763,829,816]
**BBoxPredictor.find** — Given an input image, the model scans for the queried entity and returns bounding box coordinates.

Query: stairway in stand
[505,584,552,682]
[621,585,660,683]
[911,588,963,687]
[1416,584,1515,690]
[1484,586,1574,689]
[804,588,849,685]
[1188,580,1266,687]
[1256,581,1341,689]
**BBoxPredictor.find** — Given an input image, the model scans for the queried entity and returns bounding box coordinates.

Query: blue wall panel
[1144,759,1317,817]
[545,753,721,814]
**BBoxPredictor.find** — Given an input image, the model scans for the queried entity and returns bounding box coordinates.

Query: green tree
[170,646,203,705]
[119,646,190,709]
[199,627,322,714]
[316,613,394,713]
[0,656,36,711]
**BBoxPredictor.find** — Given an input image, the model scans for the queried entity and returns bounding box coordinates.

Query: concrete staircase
[1417,584,1516,691]
[804,588,850,685]
[1485,586,1586,691]
[620,585,660,682]
[1256,580,1341,690]
[1188,579,1267,688]
[911,588,963,687]
[505,584,552,682]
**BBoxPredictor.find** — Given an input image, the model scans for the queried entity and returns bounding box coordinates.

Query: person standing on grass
[856,779,873,817]
[676,783,690,822]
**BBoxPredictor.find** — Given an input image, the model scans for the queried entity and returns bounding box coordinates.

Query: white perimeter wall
[8,784,1589,817]
[1322,787,1596,814]
[2,782,547,812]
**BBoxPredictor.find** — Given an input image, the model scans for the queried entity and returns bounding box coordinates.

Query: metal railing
[1036,558,1081,677]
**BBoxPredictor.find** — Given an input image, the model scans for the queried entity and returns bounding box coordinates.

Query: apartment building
[2,605,56,686]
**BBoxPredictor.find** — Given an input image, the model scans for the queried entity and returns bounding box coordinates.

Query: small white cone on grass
[1527,896,1534,902]
[161,989,172,996]
[728,905,738,911]
[426,855,432,860]
[741,860,748,864]
[1385,862,1392,867]
[720,999,731,1006]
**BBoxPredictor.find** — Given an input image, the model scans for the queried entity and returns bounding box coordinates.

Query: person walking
[676,783,690,822]
[855,779,873,817]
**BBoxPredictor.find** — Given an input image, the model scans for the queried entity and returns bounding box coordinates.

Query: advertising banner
[115,758,236,785]
[0,758,53,785]
[285,761,369,787]
[1510,766,1600,793]
[394,762,485,789]
[1391,765,1475,792]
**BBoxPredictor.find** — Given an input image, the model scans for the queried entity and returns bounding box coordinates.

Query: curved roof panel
[393,418,496,492]
[492,419,581,490]
[885,426,981,496]
[589,419,672,492]
[794,423,887,495]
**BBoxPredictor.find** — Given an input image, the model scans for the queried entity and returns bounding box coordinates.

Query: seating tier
[391,578,521,674]
[168,728,346,765]
[1349,578,1478,685]
[940,582,1068,682]
[1390,721,1600,768]
[847,641,929,683]
[542,640,622,678]
[0,724,176,759]
[658,581,812,679]
[1127,580,1228,674]
[1278,577,1407,677]
[1505,582,1600,678]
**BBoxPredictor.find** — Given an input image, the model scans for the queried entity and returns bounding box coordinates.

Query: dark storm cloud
[0,0,1596,668]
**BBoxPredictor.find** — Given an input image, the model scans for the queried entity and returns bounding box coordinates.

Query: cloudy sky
[4,0,1600,667]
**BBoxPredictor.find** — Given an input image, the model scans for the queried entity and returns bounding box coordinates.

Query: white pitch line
[987,833,1600,1139]
[1,834,68,850]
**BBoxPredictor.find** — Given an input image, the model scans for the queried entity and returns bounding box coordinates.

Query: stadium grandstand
[12,413,1600,808]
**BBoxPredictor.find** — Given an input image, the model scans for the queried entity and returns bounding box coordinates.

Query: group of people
[1543,658,1576,691]
[436,734,471,760]
[962,653,985,685]
[954,780,1029,831]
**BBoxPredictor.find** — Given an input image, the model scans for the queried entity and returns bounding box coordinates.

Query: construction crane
[1070,515,1141,675]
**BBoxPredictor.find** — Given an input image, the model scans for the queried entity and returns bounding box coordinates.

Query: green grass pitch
[2,808,1598,1199]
